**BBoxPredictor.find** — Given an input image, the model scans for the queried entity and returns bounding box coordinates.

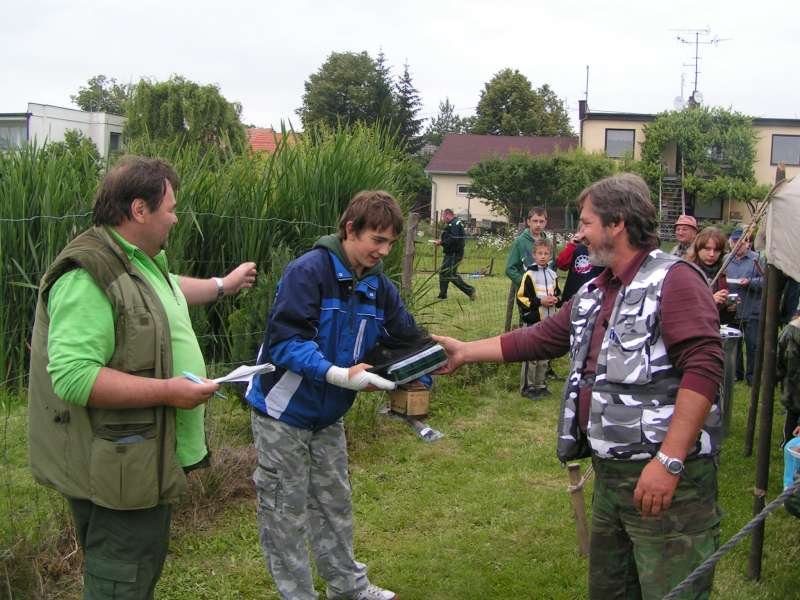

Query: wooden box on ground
[389,384,430,416]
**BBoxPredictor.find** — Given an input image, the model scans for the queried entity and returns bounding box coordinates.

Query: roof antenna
[672,27,730,106]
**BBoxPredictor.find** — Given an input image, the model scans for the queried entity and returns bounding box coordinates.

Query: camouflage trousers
[589,457,721,600]
[251,412,369,600]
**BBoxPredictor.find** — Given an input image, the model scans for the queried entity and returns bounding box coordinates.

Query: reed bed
[0,123,412,393]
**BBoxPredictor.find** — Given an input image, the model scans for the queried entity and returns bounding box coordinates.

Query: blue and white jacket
[246,235,424,431]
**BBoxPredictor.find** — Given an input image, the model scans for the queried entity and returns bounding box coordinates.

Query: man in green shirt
[28,156,257,599]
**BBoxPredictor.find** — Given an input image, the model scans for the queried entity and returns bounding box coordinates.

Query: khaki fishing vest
[557,249,722,462]
[28,227,187,509]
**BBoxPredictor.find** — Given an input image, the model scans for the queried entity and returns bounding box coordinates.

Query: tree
[423,98,467,147]
[42,129,103,178]
[125,76,246,151]
[467,149,617,221]
[471,69,574,137]
[375,50,399,128]
[297,51,399,130]
[394,62,424,153]
[71,74,130,115]
[640,106,768,209]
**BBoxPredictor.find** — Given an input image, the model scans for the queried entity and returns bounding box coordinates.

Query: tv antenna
[673,27,730,106]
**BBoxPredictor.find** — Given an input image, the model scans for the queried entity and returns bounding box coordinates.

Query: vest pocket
[90,430,159,510]
[605,329,652,385]
[121,309,157,375]
[596,403,643,444]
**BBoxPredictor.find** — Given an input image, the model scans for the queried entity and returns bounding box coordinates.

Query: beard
[587,233,614,267]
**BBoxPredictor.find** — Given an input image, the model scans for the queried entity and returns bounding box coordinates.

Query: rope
[567,464,594,493]
[663,477,800,600]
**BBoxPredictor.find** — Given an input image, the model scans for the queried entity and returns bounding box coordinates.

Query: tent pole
[746,266,785,580]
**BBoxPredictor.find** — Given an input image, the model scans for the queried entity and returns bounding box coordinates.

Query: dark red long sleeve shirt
[500,249,723,430]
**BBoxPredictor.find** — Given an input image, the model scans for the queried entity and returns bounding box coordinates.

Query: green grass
[4,270,799,598]
[4,364,799,598]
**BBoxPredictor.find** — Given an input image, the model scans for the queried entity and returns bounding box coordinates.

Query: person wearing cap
[671,214,698,259]
[725,228,766,385]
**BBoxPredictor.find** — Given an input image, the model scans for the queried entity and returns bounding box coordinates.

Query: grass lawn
[4,271,800,598]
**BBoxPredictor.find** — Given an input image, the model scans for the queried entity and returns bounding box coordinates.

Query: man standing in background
[726,228,765,385]
[435,208,475,300]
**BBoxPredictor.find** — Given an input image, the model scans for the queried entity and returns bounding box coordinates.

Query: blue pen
[182,371,227,399]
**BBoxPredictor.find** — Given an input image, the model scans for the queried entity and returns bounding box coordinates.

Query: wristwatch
[655,451,685,476]
[212,277,225,301]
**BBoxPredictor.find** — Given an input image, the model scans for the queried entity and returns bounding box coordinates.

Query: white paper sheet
[212,363,275,384]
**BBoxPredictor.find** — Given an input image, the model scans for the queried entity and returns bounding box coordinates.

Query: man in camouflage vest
[28,156,257,599]
[433,173,723,600]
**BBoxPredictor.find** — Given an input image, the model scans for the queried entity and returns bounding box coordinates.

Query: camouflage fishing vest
[557,249,722,462]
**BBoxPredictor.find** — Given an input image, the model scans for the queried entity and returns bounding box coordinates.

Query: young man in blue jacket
[246,190,426,600]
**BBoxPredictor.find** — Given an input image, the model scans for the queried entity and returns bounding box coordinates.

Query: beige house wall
[580,119,648,161]
[582,116,800,224]
[753,125,800,185]
[429,173,508,224]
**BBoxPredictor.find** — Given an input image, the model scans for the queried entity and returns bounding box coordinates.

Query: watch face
[667,460,683,475]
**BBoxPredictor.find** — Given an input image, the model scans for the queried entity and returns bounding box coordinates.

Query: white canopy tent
[760,176,800,280]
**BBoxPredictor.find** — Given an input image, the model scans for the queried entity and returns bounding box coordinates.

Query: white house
[0,103,125,157]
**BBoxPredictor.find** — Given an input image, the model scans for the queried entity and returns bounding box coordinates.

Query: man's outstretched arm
[178,261,257,305]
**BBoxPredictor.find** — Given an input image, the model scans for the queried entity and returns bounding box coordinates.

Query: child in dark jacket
[516,239,561,399]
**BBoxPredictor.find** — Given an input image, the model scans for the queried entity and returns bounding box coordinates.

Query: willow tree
[125,76,246,152]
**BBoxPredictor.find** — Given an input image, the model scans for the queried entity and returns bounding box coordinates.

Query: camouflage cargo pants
[589,457,721,600]
[251,412,368,600]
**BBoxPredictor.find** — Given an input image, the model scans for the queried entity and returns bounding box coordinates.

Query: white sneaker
[352,583,397,600]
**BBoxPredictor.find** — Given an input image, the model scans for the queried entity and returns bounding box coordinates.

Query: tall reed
[0,123,412,392]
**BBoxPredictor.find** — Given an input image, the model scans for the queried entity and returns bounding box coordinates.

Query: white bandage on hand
[325,366,396,391]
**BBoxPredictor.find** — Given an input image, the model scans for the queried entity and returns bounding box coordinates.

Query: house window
[693,197,723,220]
[605,129,635,158]
[456,184,473,196]
[771,135,800,166]
[109,131,121,153]
[0,123,26,150]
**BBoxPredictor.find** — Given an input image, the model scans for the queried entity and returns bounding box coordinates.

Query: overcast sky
[4,0,799,133]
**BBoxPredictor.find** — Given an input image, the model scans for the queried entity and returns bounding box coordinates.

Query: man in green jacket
[505,206,551,289]
[28,156,257,599]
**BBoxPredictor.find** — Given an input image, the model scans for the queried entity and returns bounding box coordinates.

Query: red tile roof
[247,127,296,153]
[425,133,578,174]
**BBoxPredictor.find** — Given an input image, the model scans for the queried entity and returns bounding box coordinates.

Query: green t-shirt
[46,228,208,467]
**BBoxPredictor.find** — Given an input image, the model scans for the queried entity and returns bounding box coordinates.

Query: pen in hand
[182,371,227,400]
